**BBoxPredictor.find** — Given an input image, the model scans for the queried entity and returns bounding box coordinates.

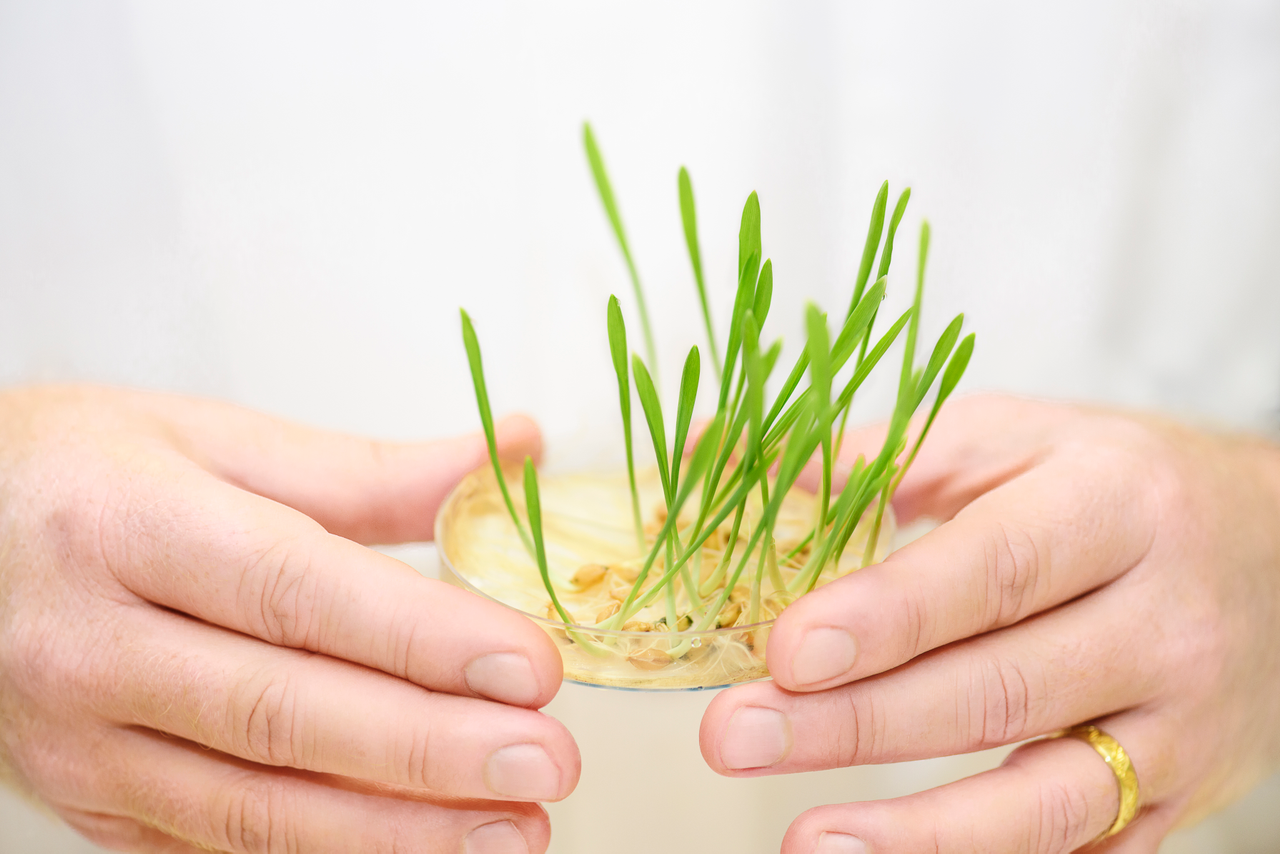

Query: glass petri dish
[435,465,893,691]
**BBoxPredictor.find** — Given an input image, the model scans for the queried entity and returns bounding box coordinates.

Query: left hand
[698,394,1280,853]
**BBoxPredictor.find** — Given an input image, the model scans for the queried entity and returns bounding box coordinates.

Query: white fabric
[2,2,1279,851]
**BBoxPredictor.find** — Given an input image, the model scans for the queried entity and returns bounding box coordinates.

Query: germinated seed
[627,648,672,671]
[572,563,608,587]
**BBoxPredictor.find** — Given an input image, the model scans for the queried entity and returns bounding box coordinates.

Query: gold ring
[1050,724,1140,838]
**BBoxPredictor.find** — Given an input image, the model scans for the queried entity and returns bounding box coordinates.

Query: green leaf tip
[459,307,533,556]
[753,259,774,327]
[632,353,671,499]
[849,182,889,317]
[679,166,721,378]
[583,121,658,387]
[875,188,912,281]
[523,456,572,625]
[738,191,762,280]
[606,294,644,548]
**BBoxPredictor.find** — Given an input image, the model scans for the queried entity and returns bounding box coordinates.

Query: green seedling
[458,138,974,679]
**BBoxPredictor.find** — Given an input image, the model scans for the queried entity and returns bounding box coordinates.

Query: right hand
[0,385,578,853]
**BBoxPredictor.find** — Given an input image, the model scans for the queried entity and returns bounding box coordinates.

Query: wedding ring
[1051,724,1140,838]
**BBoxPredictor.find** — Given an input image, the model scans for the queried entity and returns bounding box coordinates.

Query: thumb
[149,394,541,544]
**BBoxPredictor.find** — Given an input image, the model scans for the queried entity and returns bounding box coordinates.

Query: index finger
[99,461,562,708]
[766,439,1159,693]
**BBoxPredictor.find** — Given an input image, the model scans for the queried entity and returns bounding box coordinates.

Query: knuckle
[830,689,886,766]
[901,581,929,659]
[240,537,323,648]
[2,608,111,718]
[399,719,437,790]
[235,671,309,769]
[982,520,1045,629]
[831,691,865,767]
[1028,778,1091,854]
[219,777,299,854]
[967,654,1037,748]
[385,607,420,681]
[0,613,54,702]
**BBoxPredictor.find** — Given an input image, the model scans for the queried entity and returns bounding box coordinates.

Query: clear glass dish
[435,465,893,691]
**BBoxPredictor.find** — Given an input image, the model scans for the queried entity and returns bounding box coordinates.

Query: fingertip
[494,414,543,465]
[405,579,564,708]
[478,620,564,711]
[507,803,555,854]
[525,636,565,709]
[464,651,549,708]
[551,725,583,801]
[518,802,554,854]
[469,803,552,854]
[698,691,730,770]
[766,580,861,692]
[507,608,565,709]
[783,805,876,854]
[698,681,784,775]
[767,567,912,690]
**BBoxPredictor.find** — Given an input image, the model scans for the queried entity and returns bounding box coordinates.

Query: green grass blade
[718,244,760,411]
[913,313,963,410]
[824,275,888,460]
[743,311,764,469]
[608,412,725,626]
[847,181,888,318]
[607,295,644,548]
[806,303,835,548]
[686,411,725,494]
[773,406,823,506]
[893,332,975,493]
[851,188,910,379]
[835,308,912,410]
[938,332,975,403]
[900,220,930,392]
[738,190,761,283]
[753,259,774,327]
[759,282,892,453]
[875,188,912,280]
[670,346,701,497]
[583,122,658,384]
[523,457,572,624]
[460,308,533,555]
[832,277,886,368]
[679,166,721,380]
[717,192,764,405]
[632,354,671,501]
[607,296,631,411]
[762,350,809,434]
[805,304,832,426]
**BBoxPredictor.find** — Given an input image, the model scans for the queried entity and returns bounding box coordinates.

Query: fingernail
[465,653,540,706]
[464,820,529,854]
[791,627,859,686]
[815,831,870,854]
[485,743,561,800]
[720,706,791,770]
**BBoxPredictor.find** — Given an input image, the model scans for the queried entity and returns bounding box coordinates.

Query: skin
[0,385,579,854]
[700,394,1280,853]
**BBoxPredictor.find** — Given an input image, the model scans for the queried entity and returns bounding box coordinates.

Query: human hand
[699,394,1280,853]
[0,385,577,853]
